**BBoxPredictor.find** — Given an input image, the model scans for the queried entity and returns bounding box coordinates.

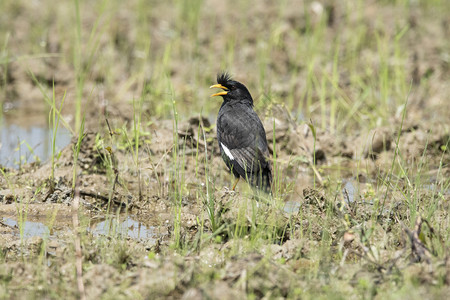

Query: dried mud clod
[0,0,449,297]
[73,132,112,173]
[182,281,246,300]
[208,190,293,242]
[222,253,297,298]
[178,116,215,151]
[303,187,328,210]
[362,128,392,159]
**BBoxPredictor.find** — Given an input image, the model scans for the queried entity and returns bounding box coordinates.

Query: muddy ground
[1,0,450,299]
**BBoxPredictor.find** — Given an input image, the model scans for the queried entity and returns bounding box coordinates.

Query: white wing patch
[221,143,235,160]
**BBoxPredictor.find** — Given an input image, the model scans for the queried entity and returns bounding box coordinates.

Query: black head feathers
[217,72,233,86]
[212,72,253,105]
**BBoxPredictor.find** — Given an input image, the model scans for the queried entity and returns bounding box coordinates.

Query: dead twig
[397,215,433,263]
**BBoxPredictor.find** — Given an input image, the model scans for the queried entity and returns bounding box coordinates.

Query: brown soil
[0,0,449,299]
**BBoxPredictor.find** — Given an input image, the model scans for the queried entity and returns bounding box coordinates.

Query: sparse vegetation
[0,0,449,299]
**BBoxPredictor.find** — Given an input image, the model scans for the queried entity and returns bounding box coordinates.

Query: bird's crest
[217,72,232,85]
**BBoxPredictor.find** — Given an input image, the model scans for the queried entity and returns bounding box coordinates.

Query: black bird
[210,72,272,193]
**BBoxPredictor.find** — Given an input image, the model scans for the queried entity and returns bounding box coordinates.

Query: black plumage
[210,72,272,193]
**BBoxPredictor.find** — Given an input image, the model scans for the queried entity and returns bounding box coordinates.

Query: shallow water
[2,217,51,238]
[342,179,357,204]
[1,215,157,242]
[283,200,301,214]
[0,117,71,168]
[91,217,158,241]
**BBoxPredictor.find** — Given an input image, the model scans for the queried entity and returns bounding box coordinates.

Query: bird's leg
[232,178,240,191]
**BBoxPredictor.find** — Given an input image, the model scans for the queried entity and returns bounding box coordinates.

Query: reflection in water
[1,216,156,242]
[0,118,71,168]
[1,217,51,238]
[92,217,157,241]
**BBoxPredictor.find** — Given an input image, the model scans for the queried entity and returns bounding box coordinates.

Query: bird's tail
[249,165,272,194]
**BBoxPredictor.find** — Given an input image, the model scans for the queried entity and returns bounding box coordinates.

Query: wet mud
[0,0,449,299]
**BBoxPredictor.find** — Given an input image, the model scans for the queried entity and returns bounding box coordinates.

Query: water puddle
[342,179,357,204]
[1,215,158,243]
[283,200,301,214]
[91,217,158,241]
[0,117,71,168]
[423,177,450,196]
[1,217,51,238]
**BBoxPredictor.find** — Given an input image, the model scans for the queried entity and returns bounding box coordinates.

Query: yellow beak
[210,84,229,97]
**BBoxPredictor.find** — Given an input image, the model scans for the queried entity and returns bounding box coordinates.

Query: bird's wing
[217,104,270,174]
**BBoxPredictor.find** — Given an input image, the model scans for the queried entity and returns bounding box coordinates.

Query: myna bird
[210,72,272,193]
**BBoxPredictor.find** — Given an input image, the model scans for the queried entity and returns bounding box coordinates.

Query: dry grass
[0,0,449,299]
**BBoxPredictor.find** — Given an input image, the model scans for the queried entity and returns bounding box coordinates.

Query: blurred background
[0,2,449,298]
[0,0,448,166]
